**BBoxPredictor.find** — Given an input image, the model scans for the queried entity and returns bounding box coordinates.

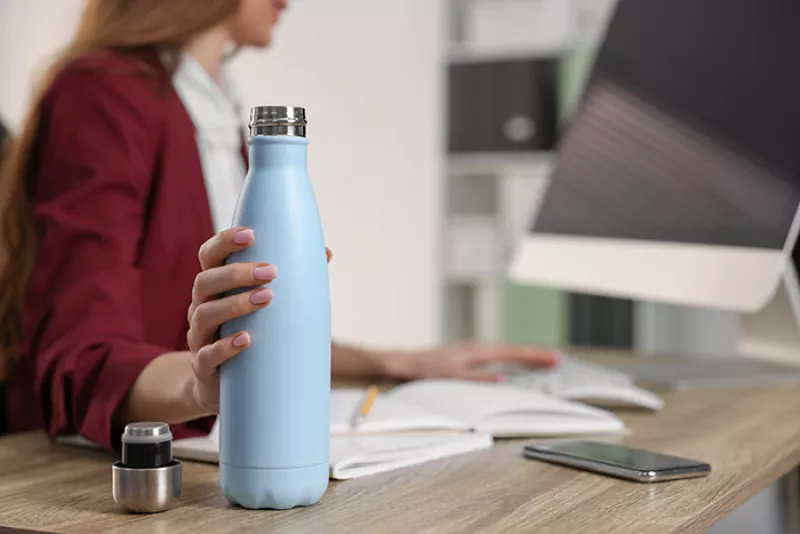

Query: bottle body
[219,134,331,509]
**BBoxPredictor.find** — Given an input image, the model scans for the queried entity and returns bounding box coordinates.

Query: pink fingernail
[232,333,251,348]
[234,229,254,245]
[250,288,273,305]
[253,265,278,281]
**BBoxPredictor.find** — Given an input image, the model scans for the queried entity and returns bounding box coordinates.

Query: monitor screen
[532,0,800,250]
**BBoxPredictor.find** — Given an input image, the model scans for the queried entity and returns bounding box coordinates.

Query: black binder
[448,59,559,153]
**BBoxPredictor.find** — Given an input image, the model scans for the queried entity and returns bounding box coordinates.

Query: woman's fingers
[191,228,331,349]
[198,227,255,271]
[193,331,252,379]
[464,342,560,368]
[187,287,273,352]
[199,228,331,271]
[192,262,277,305]
[453,369,506,382]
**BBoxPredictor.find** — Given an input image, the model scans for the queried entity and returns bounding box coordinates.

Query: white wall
[0,0,83,128]
[0,0,446,350]
[229,1,446,349]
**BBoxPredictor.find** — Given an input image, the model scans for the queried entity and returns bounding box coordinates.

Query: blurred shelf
[447,151,556,176]
[443,277,506,343]
[446,273,500,284]
[448,42,574,64]
[445,215,507,280]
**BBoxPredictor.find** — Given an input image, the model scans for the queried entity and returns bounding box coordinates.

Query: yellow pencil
[350,385,380,430]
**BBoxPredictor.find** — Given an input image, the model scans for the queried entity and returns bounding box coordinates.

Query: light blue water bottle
[219,106,331,510]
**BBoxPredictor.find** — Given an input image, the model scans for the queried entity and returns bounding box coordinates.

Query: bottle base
[219,461,329,510]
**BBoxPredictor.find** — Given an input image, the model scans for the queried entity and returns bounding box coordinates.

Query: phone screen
[532,441,707,472]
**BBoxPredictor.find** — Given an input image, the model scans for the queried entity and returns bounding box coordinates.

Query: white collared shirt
[172,54,245,233]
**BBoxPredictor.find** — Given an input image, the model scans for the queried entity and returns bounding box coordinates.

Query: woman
[0,0,557,452]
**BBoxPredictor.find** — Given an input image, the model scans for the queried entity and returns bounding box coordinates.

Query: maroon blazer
[6,50,236,452]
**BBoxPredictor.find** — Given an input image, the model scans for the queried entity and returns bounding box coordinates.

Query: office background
[0,0,741,358]
[0,1,785,533]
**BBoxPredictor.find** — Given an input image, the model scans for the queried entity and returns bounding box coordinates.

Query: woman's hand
[383,340,559,382]
[117,229,329,427]
[186,227,276,413]
[186,227,332,414]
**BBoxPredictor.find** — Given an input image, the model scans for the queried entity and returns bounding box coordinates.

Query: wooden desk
[3,365,800,533]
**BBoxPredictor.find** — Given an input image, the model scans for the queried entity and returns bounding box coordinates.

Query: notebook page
[206,389,468,444]
[173,430,495,476]
[330,389,469,434]
[329,431,493,480]
[385,380,622,433]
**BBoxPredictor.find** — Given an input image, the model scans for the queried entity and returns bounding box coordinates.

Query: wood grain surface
[3,355,800,533]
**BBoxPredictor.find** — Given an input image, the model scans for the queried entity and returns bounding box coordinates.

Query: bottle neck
[248,135,308,170]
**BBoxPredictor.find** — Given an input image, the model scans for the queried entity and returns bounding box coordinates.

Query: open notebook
[175,428,493,481]
[328,380,626,436]
[172,379,624,479]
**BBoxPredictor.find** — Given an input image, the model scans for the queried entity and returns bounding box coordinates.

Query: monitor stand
[739,262,800,365]
[719,262,800,534]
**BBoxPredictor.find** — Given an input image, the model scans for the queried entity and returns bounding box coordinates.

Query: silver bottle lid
[113,422,181,513]
[249,105,307,138]
[121,422,172,443]
[113,460,182,513]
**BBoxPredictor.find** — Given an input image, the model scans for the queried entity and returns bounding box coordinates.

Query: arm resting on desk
[331,343,397,380]
[120,343,396,427]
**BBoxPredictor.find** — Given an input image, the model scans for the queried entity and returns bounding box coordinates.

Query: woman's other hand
[385,340,559,382]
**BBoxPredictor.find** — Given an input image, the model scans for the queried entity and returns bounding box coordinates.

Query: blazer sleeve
[25,68,172,452]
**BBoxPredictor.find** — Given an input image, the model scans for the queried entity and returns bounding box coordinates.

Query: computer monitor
[509,0,800,361]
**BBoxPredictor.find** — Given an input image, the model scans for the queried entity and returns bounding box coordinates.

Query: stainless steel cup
[112,422,182,513]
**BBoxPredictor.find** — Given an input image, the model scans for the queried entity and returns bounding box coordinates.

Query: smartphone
[523,440,711,483]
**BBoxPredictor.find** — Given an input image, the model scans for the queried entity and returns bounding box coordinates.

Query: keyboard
[489,355,665,411]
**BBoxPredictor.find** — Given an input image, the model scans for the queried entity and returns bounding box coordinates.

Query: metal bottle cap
[249,105,307,138]
[122,422,172,443]
[112,422,182,513]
